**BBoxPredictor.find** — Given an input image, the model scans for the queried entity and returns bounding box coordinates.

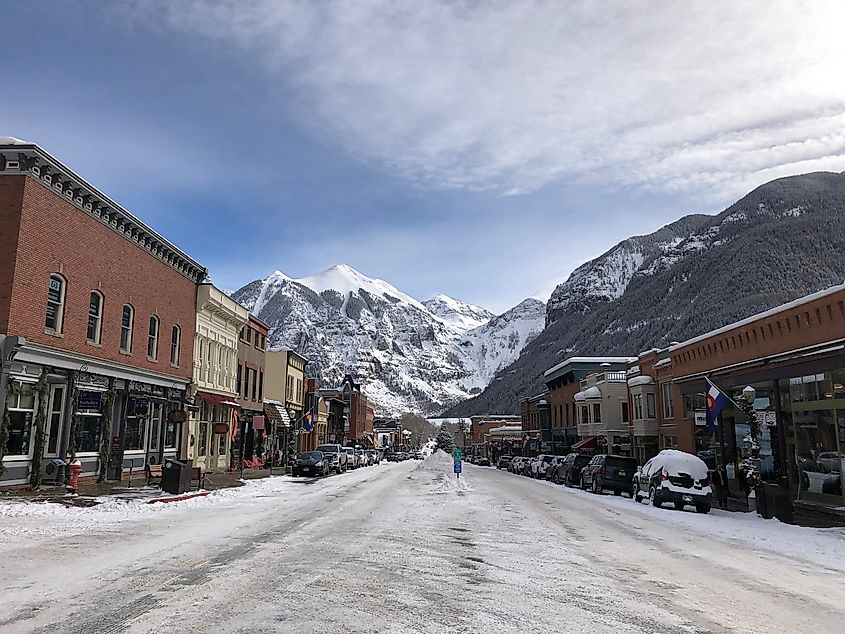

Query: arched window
[120,304,134,353]
[147,315,159,360]
[170,325,181,366]
[45,274,66,332]
[87,291,104,343]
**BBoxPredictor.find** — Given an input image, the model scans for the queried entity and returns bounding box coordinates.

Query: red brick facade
[1,175,196,380]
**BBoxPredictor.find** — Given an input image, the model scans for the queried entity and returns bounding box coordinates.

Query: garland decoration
[0,380,37,477]
[97,385,115,483]
[28,369,50,489]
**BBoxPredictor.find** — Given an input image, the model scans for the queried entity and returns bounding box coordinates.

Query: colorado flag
[705,378,728,433]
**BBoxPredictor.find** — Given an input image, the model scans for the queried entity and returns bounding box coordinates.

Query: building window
[87,291,103,343]
[646,392,656,419]
[661,383,673,419]
[148,404,162,452]
[246,328,252,344]
[592,403,602,424]
[251,369,258,401]
[120,304,134,352]
[170,325,181,365]
[164,417,179,449]
[258,370,264,401]
[237,364,243,397]
[75,393,104,454]
[147,315,159,360]
[634,394,643,420]
[621,401,629,423]
[4,381,36,457]
[45,274,66,332]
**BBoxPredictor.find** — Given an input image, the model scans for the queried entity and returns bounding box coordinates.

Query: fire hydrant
[66,459,82,495]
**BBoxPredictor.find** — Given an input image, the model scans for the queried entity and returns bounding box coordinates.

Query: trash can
[161,458,191,495]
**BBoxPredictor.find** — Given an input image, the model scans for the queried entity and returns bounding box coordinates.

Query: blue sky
[4,2,845,313]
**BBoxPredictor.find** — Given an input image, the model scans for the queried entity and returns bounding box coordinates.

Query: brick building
[0,139,205,486]
[236,314,269,464]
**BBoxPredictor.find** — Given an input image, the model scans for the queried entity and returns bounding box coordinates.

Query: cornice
[0,143,207,284]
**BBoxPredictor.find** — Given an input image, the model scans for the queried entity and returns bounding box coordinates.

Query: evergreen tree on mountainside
[443,171,845,417]
[435,427,454,452]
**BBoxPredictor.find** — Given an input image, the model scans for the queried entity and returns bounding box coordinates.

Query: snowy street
[2,453,845,633]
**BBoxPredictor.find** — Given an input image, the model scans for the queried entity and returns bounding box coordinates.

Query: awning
[263,401,291,427]
[197,391,241,408]
[571,436,597,451]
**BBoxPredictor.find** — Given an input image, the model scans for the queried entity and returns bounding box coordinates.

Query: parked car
[817,452,843,473]
[497,455,513,470]
[356,449,369,466]
[367,450,380,464]
[314,444,349,473]
[475,456,491,466]
[632,449,712,513]
[530,454,556,478]
[521,457,534,476]
[344,447,360,469]
[551,453,591,486]
[580,454,638,496]
[413,452,425,460]
[544,456,568,480]
[386,452,401,462]
[508,456,524,473]
[293,451,330,477]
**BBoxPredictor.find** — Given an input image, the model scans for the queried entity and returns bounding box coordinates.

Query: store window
[170,325,181,366]
[164,417,179,450]
[120,304,134,353]
[46,385,66,456]
[75,393,103,454]
[786,372,844,504]
[149,404,162,453]
[147,315,159,360]
[198,422,209,456]
[633,394,643,420]
[87,291,103,343]
[45,274,66,332]
[218,432,227,456]
[5,381,36,456]
[124,398,148,451]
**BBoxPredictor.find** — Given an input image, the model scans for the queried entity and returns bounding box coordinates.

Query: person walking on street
[713,462,729,509]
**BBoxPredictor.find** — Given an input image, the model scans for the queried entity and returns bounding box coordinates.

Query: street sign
[452,447,462,462]
[454,461,462,474]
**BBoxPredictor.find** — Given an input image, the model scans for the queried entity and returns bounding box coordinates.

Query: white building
[188,284,248,472]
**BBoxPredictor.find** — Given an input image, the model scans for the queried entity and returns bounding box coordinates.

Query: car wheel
[674,501,685,511]
[695,501,711,514]
[553,472,560,485]
[613,490,622,496]
[649,485,662,508]
[632,482,639,501]
[580,476,587,490]
[591,479,600,495]
[565,473,571,487]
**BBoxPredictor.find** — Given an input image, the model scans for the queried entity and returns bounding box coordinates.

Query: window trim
[147,314,160,361]
[45,273,67,333]
[120,304,135,353]
[87,290,104,344]
[170,324,181,366]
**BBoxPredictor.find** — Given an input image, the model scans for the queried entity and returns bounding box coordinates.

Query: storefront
[2,345,190,486]
[189,391,239,472]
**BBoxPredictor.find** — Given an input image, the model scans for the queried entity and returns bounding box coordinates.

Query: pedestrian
[713,462,728,509]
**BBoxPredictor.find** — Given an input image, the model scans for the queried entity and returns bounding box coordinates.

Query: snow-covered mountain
[232,265,544,415]
[423,294,494,332]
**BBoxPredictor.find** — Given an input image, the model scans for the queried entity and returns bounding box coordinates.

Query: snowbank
[418,448,455,471]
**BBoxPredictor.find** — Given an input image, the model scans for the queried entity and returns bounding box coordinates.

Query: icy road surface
[2,453,845,633]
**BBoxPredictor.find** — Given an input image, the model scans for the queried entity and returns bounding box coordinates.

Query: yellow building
[188,284,248,471]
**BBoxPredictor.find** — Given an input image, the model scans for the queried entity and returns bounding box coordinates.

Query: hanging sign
[168,409,188,423]
[78,390,102,410]
[212,422,230,434]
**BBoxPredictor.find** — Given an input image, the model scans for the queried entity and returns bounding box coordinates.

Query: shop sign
[694,411,707,426]
[212,422,229,434]
[78,390,102,410]
[132,397,149,415]
[763,411,777,427]
[168,409,188,423]
[129,382,166,398]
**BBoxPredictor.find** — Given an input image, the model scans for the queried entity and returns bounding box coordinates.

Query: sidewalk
[0,467,284,507]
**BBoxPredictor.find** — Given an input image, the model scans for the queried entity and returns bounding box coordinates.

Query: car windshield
[299,452,323,461]
[316,446,338,454]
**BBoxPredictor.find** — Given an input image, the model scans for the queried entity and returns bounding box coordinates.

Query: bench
[191,466,205,491]
[146,464,163,486]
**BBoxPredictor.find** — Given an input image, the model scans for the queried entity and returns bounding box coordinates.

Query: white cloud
[123,0,845,199]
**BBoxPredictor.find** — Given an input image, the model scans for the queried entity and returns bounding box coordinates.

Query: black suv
[551,453,591,486]
[579,454,638,496]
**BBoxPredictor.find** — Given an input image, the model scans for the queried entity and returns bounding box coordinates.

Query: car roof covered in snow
[653,449,709,478]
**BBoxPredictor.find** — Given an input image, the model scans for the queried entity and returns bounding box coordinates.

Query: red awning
[571,436,597,451]
[197,392,241,408]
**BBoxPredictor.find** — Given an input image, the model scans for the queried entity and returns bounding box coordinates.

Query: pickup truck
[315,444,349,474]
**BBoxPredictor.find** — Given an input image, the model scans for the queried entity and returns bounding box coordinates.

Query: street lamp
[737,385,762,503]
